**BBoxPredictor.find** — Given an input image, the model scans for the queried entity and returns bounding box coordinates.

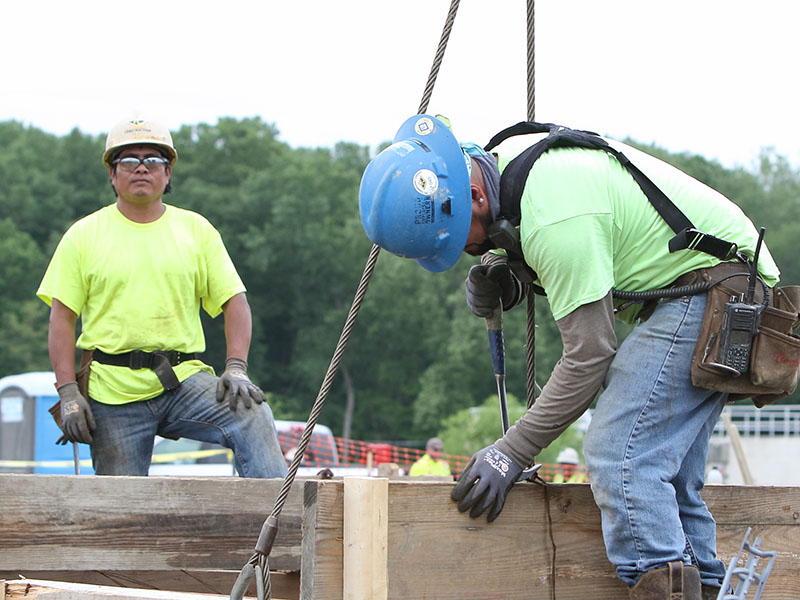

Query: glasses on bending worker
[112,156,170,172]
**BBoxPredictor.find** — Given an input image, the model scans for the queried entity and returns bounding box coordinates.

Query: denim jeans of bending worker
[89,371,288,478]
[583,293,727,588]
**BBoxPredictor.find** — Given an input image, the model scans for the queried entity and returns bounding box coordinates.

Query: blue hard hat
[359,114,471,272]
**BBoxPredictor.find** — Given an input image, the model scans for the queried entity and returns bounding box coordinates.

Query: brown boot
[628,561,701,599]
[701,584,721,600]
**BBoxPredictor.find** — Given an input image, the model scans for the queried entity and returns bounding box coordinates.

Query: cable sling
[228,2,463,598]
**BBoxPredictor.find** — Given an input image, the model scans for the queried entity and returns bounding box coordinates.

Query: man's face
[109,144,171,204]
[464,205,494,256]
[428,444,443,458]
[463,157,494,256]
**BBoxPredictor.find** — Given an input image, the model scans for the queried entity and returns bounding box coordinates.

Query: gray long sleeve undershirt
[494,291,618,467]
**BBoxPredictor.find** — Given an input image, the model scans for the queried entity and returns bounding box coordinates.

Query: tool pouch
[691,265,800,406]
[49,349,94,431]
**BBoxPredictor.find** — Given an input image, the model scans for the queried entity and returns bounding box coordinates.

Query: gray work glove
[451,444,523,522]
[465,263,518,318]
[216,357,265,411]
[56,381,96,444]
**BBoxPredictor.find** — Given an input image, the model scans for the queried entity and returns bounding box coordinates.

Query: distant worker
[37,115,287,478]
[552,447,586,483]
[409,437,451,477]
[358,114,781,599]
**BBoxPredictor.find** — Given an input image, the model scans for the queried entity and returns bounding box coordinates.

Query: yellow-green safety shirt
[37,203,245,404]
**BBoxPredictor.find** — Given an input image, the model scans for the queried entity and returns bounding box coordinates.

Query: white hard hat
[103,115,178,168]
[556,447,579,465]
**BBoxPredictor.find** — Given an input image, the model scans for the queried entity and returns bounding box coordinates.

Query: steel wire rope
[524,4,556,599]
[231,2,464,598]
[524,0,540,411]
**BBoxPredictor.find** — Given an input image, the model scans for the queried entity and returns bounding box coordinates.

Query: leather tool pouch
[691,265,800,407]
[49,349,94,431]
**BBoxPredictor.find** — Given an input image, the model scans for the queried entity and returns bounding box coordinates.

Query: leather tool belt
[92,349,198,392]
[688,263,800,406]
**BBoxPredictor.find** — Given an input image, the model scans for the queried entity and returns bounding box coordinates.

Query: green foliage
[438,393,585,463]
[1,117,798,449]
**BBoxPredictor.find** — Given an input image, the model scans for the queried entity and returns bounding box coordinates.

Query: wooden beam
[2,578,296,600]
[0,473,305,596]
[0,572,299,599]
[343,477,388,600]
[302,480,800,600]
[4,474,798,599]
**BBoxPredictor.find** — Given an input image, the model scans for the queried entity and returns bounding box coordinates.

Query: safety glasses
[113,156,170,172]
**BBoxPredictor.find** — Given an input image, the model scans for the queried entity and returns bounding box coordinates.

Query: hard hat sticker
[415,197,434,225]
[414,117,435,136]
[413,169,439,196]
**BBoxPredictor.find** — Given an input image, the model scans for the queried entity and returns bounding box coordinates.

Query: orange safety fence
[277,430,587,483]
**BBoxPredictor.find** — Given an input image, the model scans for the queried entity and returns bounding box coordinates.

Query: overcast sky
[3,1,798,170]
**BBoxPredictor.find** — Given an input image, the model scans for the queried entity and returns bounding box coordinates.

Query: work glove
[451,444,523,522]
[56,382,96,445]
[465,263,517,318]
[216,357,265,411]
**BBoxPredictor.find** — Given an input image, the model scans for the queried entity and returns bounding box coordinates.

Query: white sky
[3,1,798,170]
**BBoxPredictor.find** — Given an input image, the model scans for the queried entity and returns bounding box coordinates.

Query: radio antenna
[746,227,766,305]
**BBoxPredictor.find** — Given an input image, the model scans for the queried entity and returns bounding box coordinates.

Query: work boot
[628,561,701,599]
[701,584,722,600]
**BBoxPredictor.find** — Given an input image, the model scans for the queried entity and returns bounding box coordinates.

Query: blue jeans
[583,293,727,587]
[89,371,288,478]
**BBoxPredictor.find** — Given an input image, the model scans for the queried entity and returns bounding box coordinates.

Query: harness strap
[484,122,740,262]
[91,349,197,391]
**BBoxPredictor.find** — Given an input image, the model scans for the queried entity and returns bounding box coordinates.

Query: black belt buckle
[129,350,145,370]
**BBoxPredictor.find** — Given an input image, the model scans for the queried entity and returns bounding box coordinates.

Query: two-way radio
[715,227,768,376]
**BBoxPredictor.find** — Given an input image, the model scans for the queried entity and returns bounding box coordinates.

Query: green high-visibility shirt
[491,133,780,323]
[38,203,245,404]
[409,454,451,476]
[552,471,586,483]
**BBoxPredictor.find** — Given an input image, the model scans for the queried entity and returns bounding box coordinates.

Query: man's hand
[216,357,265,411]
[451,444,523,522]
[57,382,96,444]
[465,263,516,318]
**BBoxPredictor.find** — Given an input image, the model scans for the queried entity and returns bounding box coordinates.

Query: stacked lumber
[2,474,798,599]
[0,475,301,599]
[302,479,799,600]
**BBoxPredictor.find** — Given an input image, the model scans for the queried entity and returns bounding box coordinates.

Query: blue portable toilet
[0,371,94,474]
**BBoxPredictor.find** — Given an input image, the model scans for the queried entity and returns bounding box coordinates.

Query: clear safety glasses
[113,156,170,172]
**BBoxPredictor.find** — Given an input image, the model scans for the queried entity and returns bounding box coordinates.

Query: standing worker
[409,437,451,477]
[37,115,287,479]
[551,447,585,483]
[358,114,782,599]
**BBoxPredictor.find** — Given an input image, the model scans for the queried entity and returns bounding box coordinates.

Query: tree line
[1,117,798,450]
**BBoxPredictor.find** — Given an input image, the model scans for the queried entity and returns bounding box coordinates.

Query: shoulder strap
[486,122,739,261]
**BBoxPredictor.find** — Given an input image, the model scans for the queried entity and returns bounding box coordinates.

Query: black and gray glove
[451,444,523,522]
[216,357,265,411]
[56,381,96,444]
[465,263,518,318]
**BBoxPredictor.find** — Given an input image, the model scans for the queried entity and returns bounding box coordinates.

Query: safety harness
[482,122,744,294]
[92,349,197,391]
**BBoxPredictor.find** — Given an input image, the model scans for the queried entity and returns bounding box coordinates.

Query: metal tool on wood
[485,307,541,481]
[73,442,80,475]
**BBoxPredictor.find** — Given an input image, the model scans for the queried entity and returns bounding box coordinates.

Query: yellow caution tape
[0,448,234,469]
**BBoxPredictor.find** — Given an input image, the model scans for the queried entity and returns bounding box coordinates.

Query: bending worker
[358,114,779,599]
[37,115,287,479]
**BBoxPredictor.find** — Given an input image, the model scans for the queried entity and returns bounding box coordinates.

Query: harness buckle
[129,350,145,370]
